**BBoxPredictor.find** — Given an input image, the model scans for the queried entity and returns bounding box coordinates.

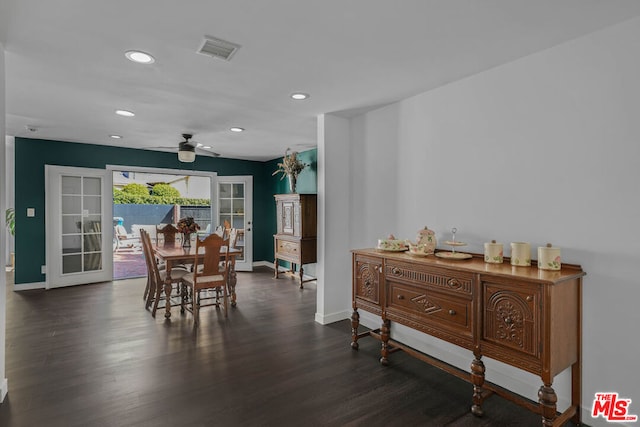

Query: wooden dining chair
[156,223,179,246]
[227,228,240,270]
[140,229,188,316]
[181,234,230,325]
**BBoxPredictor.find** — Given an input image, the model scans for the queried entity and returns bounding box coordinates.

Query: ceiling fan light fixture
[178,142,196,162]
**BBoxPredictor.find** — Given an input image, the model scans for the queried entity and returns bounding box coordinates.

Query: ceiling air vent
[197,36,241,61]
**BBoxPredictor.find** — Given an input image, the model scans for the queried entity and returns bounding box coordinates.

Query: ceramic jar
[415,226,437,254]
[538,243,561,271]
[510,242,531,266]
[484,240,503,264]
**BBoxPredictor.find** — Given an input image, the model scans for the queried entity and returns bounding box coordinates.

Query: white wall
[0,42,9,403]
[322,16,640,426]
[315,114,352,324]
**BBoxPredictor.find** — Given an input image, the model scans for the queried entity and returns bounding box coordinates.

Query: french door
[46,166,111,288]
[218,176,253,271]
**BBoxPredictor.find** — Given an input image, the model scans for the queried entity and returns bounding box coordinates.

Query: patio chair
[114,224,142,252]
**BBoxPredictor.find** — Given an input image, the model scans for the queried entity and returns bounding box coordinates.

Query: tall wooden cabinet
[273,194,317,288]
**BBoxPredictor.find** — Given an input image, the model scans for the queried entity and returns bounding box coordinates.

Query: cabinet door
[482,281,541,358]
[281,201,296,235]
[353,256,383,314]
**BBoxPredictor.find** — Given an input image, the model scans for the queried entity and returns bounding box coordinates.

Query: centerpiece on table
[176,217,200,248]
[272,148,308,193]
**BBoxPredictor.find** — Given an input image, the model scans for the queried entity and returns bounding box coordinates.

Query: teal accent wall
[265,148,318,264]
[14,137,275,285]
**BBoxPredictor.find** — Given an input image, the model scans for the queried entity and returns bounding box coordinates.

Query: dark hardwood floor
[0,267,579,427]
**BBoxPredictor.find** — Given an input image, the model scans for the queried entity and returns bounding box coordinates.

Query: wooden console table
[351,248,585,426]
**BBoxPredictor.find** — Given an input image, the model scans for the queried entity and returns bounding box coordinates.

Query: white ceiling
[3,0,640,161]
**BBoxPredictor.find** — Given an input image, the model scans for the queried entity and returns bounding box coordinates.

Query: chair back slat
[157,223,179,246]
[193,234,230,279]
[228,228,239,249]
[140,230,162,286]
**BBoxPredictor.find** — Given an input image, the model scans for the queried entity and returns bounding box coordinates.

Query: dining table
[153,243,243,318]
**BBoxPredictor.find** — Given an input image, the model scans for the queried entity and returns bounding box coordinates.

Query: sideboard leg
[538,384,558,427]
[471,356,486,417]
[350,309,360,350]
[299,265,304,289]
[274,259,279,278]
[380,319,390,366]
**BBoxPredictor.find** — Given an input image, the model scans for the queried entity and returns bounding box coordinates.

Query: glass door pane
[219,182,245,261]
[61,175,103,274]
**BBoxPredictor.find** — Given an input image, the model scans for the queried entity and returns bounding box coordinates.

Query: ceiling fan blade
[148,135,220,157]
[196,147,221,157]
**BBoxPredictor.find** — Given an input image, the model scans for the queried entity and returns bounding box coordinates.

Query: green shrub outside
[120,183,150,196]
[113,188,209,206]
[151,183,181,198]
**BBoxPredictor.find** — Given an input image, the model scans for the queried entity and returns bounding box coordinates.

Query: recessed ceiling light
[230,127,244,132]
[125,50,155,64]
[203,146,211,149]
[115,109,135,117]
[291,92,310,100]
[196,143,203,147]
[110,135,122,139]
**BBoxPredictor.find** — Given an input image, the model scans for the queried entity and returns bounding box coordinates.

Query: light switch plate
[27,208,35,217]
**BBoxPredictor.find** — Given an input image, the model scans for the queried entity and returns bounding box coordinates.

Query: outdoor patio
[113,251,146,280]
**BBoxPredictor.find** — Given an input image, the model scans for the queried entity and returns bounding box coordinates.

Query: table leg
[380,319,390,366]
[351,309,360,350]
[164,262,173,318]
[228,264,237,307]
[538,384,558,427]
[471,356,486,416]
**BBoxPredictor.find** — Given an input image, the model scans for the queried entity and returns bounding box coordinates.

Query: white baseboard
[13,281,46,291]
[315,309,350,325]
[0,378,7,403]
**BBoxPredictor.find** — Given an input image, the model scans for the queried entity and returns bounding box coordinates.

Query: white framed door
[46,166,112,288]
[218,176,253,271]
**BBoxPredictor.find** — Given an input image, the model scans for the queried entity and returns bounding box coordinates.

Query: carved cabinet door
[482,281,541,358]
[354,256,383,308]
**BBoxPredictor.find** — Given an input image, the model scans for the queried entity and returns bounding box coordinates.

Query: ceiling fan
[154,134,220,162]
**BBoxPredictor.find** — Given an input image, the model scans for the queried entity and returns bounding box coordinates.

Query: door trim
[45,165,111,289]
[217,175,253,271]
[106,164,218,279]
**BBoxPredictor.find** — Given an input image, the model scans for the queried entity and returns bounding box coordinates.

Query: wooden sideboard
[351,248,585,426]
[273,194,317,288]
